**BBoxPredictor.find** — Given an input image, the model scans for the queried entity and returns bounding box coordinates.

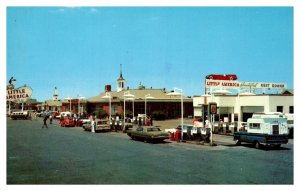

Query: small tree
[119,110,133,118]
[96,109,108,119]
[152,110,166,120]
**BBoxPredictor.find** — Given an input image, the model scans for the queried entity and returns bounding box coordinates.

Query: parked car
[52,112,60,119]
[60,117,75,127]
[10,111,29,120]
[82,120,110,132]
[127,126,169,143]
[77,117,90,127]
[36,110,44,117]
[205,74,238,81]
[113,120,124,131]
[56,111,72,119]
[95,120,111,131]
[82,120,92,131]
[36,110,50,117]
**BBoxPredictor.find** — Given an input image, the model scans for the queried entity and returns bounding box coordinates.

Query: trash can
[169,132,175,141]
[175,130,181,142]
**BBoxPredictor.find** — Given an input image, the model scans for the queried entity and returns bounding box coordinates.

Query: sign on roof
[6,86,33,101]
[205,79,287,90]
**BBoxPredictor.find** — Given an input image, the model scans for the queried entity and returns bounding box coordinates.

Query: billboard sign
[205,79,287,90]
[6,86,33,101]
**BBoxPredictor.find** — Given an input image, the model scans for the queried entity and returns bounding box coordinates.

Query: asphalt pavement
[7,117,294,184]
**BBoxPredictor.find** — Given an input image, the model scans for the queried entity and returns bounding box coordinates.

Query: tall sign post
[208,102,217,145]
[6,82,33,113]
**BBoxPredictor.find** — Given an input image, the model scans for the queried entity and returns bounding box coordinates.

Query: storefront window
[277,106,283,113]
[289,106,294,114]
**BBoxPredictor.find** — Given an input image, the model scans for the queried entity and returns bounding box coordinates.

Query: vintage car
[96,120,110,131]
[77,118,90,127]
[56,111,72,119]
[60,117,75,127]
[52,112,60,119]
[205,74,238,81]
[127,126,169,143]
[82,120,92,131]
[82,120,110,132]
[10,111,30,120]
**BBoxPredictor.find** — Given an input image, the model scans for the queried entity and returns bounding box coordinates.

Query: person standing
[146,118,150,126]
[49,115,53,124]
[90,113,96,133]
[150,115,153,126]
[33,111,37,120]
[42,115,48,128]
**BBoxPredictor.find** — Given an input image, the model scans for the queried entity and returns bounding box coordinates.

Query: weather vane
[7,76,16,89]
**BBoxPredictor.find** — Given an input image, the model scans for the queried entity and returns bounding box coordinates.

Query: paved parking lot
[7,117,294,184]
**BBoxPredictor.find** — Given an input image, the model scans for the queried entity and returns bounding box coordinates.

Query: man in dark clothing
[42,116,48,128]
[150,115,153,126]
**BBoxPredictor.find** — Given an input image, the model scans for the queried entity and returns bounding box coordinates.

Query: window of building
[277,106,283,113]
[289,106,294,114]
[136,103,144,114]
[111,105,118,115]
[249,123,261,129]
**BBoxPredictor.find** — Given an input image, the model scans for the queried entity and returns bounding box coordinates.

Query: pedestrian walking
[42,115,48,128]
[33,111,37,120]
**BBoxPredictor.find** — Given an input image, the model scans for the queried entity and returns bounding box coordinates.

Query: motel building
[36,68,193,119]
[193,79,294,131]
[86,67,193,119]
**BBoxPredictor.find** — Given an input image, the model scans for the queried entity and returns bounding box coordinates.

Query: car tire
[235,139,241,146]
[274,144,281,149]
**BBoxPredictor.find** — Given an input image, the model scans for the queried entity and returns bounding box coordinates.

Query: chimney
[105,85,111,92]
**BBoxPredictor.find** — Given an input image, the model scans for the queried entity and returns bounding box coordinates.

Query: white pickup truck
[233,113,289,149]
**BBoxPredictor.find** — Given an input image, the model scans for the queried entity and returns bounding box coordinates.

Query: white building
[194,93,293,122]
[193,79,294,129]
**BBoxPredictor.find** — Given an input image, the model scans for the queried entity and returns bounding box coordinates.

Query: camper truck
[233,112,289,149]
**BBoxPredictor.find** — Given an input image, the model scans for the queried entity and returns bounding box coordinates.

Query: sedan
[60,117,75,127]
[127,126,169,143]
[82,120,110,132]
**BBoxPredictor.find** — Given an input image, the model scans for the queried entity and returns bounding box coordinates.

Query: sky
[6,6,293,102]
